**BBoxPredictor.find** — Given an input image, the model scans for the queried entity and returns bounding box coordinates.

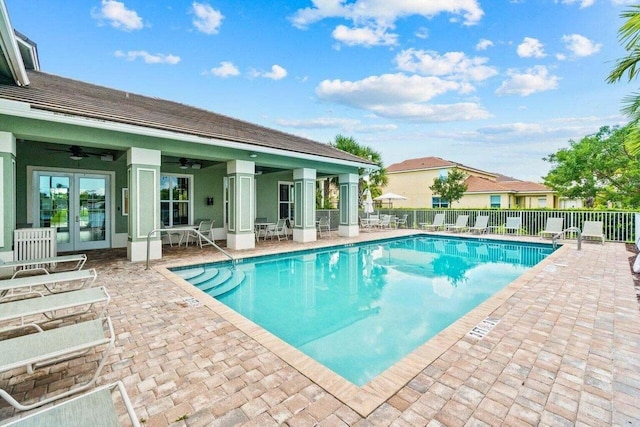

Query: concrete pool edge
[155,237,569,417]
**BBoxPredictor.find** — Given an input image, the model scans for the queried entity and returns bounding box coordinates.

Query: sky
[4,0,636,182]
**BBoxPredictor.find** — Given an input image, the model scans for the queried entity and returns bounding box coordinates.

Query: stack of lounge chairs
[0,253,140,426]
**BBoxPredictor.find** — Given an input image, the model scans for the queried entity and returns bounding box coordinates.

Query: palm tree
[608,5,640,155]
[327,134,387,203]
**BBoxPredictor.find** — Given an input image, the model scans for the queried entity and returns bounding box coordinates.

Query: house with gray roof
[0,1,374,261]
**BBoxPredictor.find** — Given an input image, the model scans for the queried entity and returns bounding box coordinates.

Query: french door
[34,171,111,252]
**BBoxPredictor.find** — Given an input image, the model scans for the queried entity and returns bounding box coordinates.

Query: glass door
[35,172,110,252]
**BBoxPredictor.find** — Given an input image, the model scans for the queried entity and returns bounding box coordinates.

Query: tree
[607,5,640,155]
[327,134,387,201]
[543,125,640,208]
[429,168,468,207]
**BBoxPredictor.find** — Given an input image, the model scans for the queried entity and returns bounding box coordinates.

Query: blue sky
[5,0,634,181]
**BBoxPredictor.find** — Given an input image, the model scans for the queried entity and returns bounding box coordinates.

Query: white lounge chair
[0,317,115,411]
[183,219,215,247]
[420,213,445,231]
[317,216,331,237]
[376,215,392,229]
[582,221,604,244]
[0,286,110,331]
[447,215,469,233]
[539,217,564,239]
[468,216,489,234]
[395,214,408,229]
[0,269,98,300]
[3,381,140,427]
[503,217,522,234]
[0,254,87,279]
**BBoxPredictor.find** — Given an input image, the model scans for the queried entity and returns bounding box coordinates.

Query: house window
[490,195,501,208]
[432,197,449,208]
[161,174,192,227]
[279,182,294,220]
[538,197,547,208]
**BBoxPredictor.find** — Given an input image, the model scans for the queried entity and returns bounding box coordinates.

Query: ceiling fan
[167,157,201,169]
[47,145,114,161]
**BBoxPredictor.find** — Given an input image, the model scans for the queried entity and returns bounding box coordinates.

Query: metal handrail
[552,227,582,251]
[145,227,235,270]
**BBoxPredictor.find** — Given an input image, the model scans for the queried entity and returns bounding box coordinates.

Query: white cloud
[517,37,546,58]
[290,0,483,47]
[92,0,143,31]
[560,0,595,7]
[250,64,288,80]
[395,49,498,82]
[476,39,494,51]
[192,2,224,34]
[495,66,560,96]
[415,27,429,39]
[208,61,239,77]
[477,122,544,135]
[562,34,601,57]
[332,25,397,47]
[315,73,490,122]
[114,50,180,64]
[276,117,397,133]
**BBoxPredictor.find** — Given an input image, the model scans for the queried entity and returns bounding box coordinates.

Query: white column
[293,168,317,243]
[227,160,255,250]
[0,132,15,262]
[127,147,161,262]
[338,173,359,237]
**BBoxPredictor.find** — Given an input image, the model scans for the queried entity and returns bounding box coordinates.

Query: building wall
[383,169,441,208]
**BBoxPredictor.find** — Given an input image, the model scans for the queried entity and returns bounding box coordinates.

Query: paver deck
[1,230,639,426]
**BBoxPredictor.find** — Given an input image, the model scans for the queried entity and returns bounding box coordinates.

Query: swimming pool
[172,235,554,386]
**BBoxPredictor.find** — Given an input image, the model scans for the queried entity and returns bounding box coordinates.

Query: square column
[338,173,359,237]
[227,160,255,250]
[293,168,317,243]
[127,148,161,262]
[0,132,15,262]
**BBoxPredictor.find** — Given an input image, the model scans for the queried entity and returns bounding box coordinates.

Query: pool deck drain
[467,317,500,339]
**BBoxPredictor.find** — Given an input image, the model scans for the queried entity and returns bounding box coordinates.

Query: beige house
[382,157,557,209]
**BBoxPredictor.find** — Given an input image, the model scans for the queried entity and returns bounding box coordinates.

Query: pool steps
[175,266,245,297]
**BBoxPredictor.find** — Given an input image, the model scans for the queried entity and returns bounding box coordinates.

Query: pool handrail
[552,226,582,251]
[145,228,235,270]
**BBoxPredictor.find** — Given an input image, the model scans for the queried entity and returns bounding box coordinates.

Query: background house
[382,156,557,209]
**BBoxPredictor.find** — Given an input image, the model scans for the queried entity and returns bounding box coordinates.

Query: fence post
[635,213,640,244]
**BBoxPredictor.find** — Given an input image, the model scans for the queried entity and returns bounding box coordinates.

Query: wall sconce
[206,197,214,206]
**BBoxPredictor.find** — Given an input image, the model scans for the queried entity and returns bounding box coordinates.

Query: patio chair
[503,217,522,234]
[0,317,115,411]
[0,286,110,332]
[395,214,408,229]
[183,219,215,248]
[539,217,564,239]
[0,268,98,300]
[446,215,469,233]
[376,215,392,229]
[254,217,268,241]
[0,254,87,279]
[317,216,331,237]
[419,213,445,231]
[266,218,288,241]
[468,215,489,234]
[581,221,604,244]
[2,381,140,427]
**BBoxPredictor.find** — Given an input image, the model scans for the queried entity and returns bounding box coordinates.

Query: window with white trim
[160,174,192,226]
[490,195,501,208]
[279,182,294,220]
[432,196,449,208]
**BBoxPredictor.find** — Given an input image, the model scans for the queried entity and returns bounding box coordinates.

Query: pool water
[175,235,554,386]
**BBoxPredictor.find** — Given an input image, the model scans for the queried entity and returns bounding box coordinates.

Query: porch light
[100,154,114,162]
[191,163,201,169]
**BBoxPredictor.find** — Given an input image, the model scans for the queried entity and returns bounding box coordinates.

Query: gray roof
[0,70,371,165]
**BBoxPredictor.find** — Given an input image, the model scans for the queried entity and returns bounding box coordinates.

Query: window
[432,197,449,208]
[490,195,501,208]
[279,182,294,220]
[160,174,192,227]
[538,197,547,208]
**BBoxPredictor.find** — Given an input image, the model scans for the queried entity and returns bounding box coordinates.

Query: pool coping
[156,235,570,417]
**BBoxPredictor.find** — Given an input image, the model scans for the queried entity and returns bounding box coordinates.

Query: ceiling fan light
[179,164,188,169]
[69,155,83,161]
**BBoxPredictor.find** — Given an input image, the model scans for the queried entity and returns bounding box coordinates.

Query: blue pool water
[172,235,554,386]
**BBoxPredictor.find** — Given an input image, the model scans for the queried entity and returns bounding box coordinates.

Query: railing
[352,208,637,243]
[145,228,235,270]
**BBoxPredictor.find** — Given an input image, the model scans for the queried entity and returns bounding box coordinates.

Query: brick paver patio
[1,230,639,426]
